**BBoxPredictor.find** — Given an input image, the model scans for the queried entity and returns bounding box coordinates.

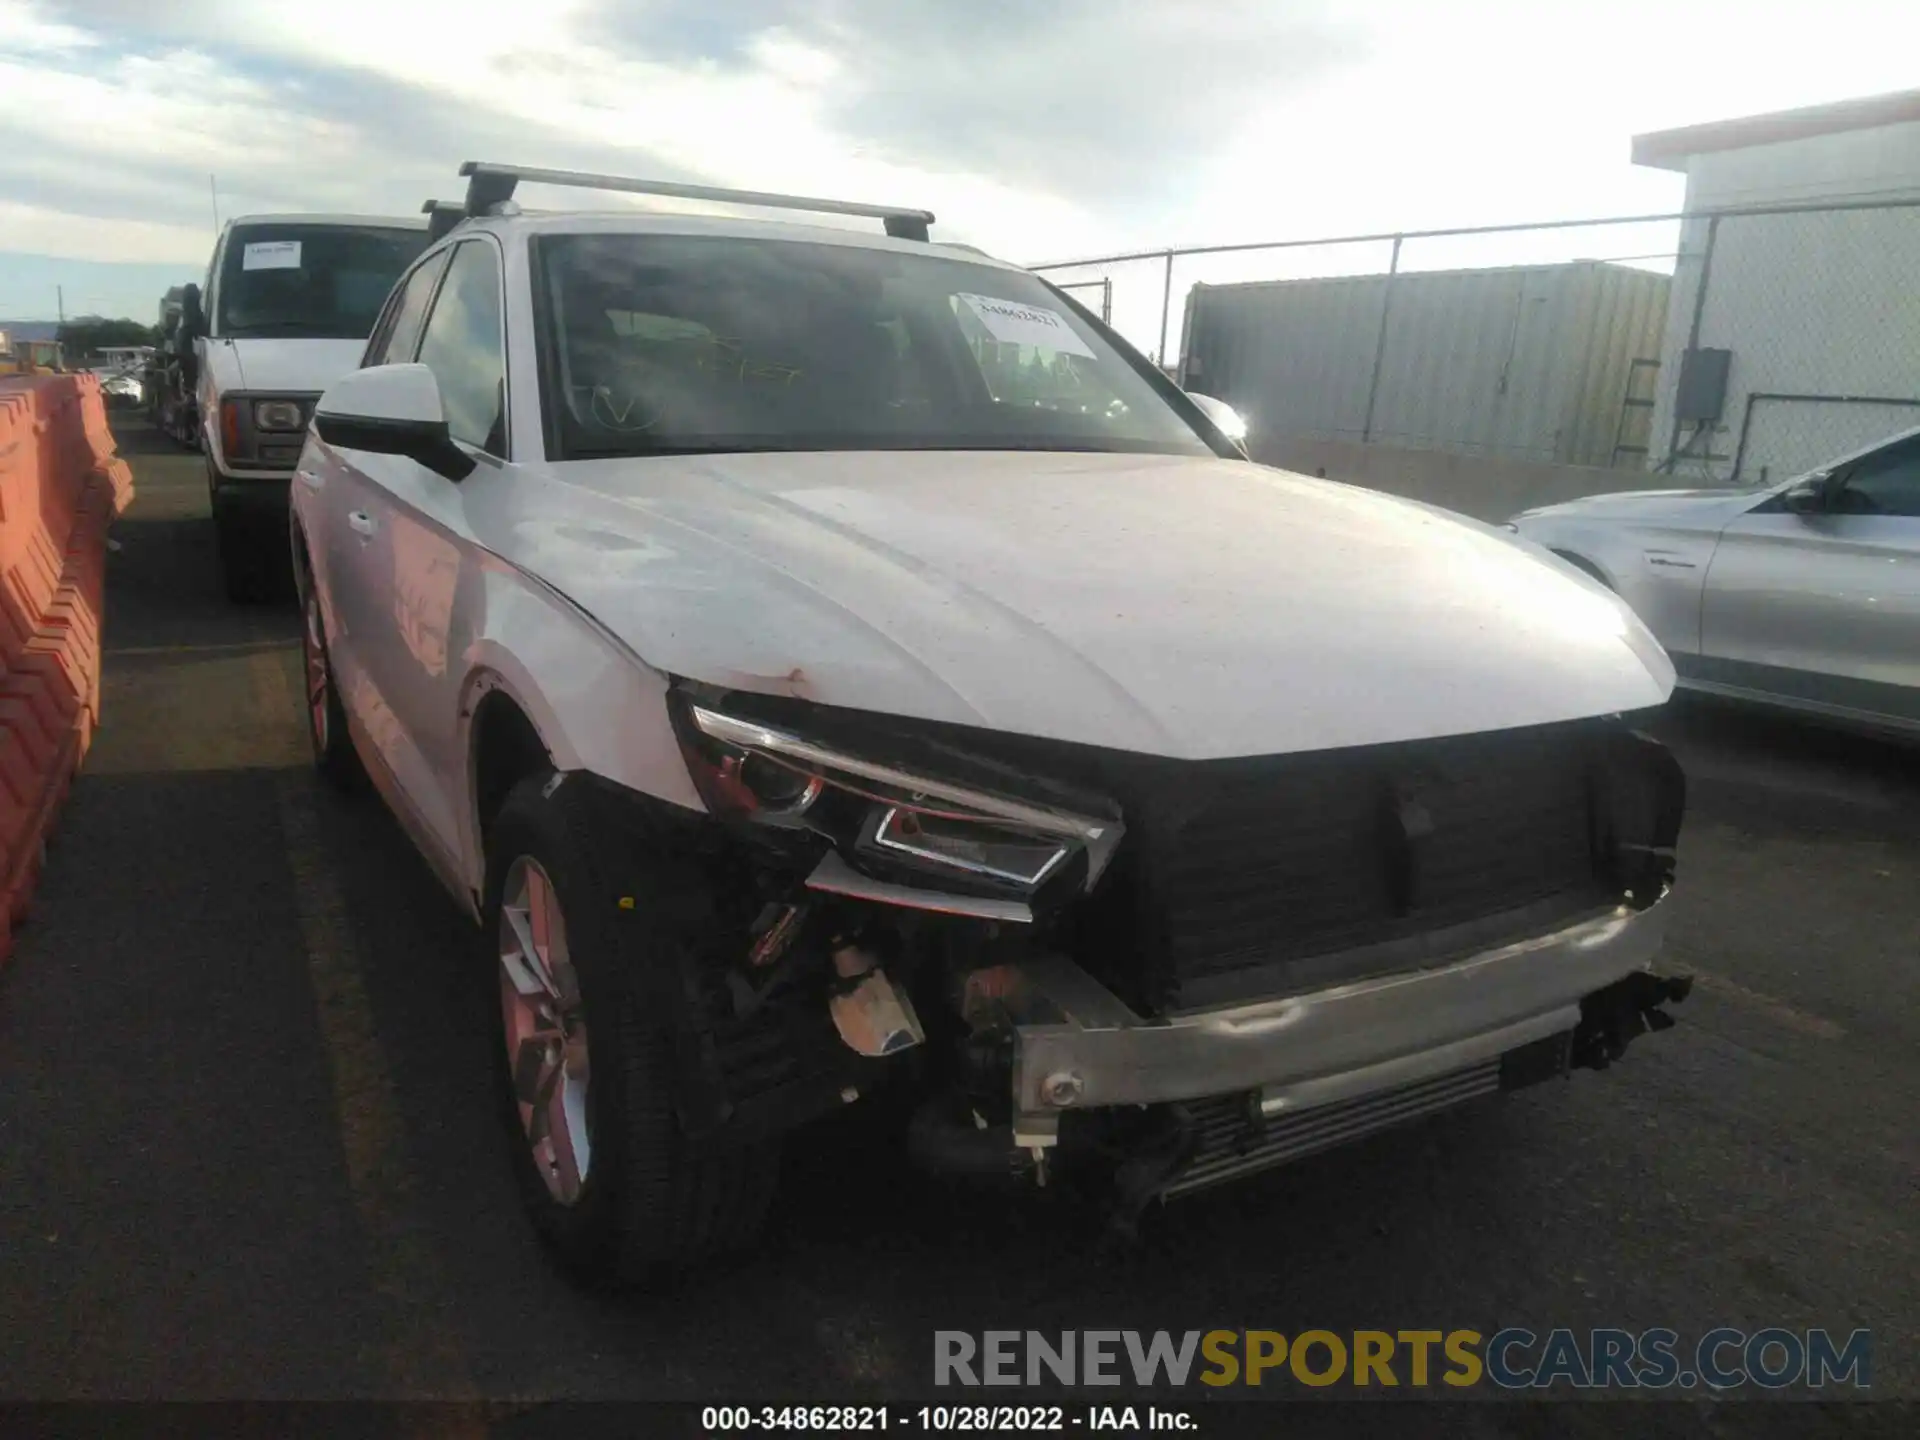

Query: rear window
[533,233,1215,461]
[215,224,428,341]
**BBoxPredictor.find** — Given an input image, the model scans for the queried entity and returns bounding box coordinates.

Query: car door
[1697,432,1920,728]
[306,248,450,742]
[349,237,511,877]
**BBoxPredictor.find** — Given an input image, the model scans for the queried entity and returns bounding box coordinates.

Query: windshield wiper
[567,442,796,459]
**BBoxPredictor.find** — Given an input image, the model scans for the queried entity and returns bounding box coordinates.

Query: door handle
[347,511,376,537]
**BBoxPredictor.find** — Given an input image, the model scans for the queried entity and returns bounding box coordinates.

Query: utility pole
[56,285,65,324]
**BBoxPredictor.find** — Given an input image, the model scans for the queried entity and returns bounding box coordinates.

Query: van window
[215,223,428,341]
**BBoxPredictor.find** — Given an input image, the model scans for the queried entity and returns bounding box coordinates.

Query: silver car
[1511,426,1920,738]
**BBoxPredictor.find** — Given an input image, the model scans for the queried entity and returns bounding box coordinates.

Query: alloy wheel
[302,589,330,755]
[498,855,593,1205]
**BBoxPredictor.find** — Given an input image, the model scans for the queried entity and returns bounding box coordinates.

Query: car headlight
[869,806,1072,887]
[674,701,1123,900]
[254,399,307,431]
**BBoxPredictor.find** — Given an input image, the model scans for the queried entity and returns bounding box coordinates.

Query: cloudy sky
[4,0,1917,345]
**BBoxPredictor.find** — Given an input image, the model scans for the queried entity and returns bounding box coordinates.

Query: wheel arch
[289,512,314,596]
[458,662,567,909]
[1550,547,1618,592]
[452,603,709,908]
[469,682,554,853]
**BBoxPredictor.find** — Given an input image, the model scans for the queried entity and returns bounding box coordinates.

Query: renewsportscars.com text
[934,1328,1872,1391]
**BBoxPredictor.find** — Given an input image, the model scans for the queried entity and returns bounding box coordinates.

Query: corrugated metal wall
[1183,275,1386,443]
[1181,262,1669,467]
[1558,264,1672,467]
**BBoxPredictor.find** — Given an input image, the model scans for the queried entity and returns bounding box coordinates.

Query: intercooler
[1158,1059,1505,1199]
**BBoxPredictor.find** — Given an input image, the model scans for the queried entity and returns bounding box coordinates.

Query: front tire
[213,494,271,604]
[484,774,778,1287]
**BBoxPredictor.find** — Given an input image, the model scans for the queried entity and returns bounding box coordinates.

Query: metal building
[1179,261,1670,469]
[1632,89,1920,483]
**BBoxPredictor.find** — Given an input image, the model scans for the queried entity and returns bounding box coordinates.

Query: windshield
[215,224,428,341]
[534,233,1216,460]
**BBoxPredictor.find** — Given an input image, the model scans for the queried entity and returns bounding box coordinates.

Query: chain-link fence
[1052,277,1113,325]
[1654,200,1920,485]
[1032,199,1920,484]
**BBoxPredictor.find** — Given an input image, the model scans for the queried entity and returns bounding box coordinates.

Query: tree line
[56,315,161,362]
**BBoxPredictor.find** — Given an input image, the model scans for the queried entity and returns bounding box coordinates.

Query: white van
[183,213,429,600]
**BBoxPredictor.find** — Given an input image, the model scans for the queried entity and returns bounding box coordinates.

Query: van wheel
[301,583,364,791]
[213,498,270,604]
[484,774,778,1287]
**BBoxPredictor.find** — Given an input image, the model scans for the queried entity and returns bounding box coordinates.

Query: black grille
[692,692,1663,1016]
[1115,721,1612,1009]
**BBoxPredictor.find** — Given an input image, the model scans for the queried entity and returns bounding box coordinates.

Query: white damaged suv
[291,163,1691,1285]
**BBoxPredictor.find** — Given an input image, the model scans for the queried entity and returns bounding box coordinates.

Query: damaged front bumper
[972,898,1683,1156]
[655,692,1691,1210]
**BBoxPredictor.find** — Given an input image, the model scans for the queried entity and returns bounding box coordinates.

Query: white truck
[178,213,429,599]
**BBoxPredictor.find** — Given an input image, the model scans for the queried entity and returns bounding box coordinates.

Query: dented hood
[508,450,1674,760]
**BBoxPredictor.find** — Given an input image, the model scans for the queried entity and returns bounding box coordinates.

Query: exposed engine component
[828,943,925,1058]
[1572,969,1694,1070]
[907,1096,1037,1184]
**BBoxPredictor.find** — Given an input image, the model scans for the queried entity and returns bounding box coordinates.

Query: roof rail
[421,200,467,242]
[457,161,935,241]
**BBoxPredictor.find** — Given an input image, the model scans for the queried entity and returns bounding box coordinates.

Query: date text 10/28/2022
[703,1408,1193,1432]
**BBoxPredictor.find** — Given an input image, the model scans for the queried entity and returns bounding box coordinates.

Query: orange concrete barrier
[0,374,134,965]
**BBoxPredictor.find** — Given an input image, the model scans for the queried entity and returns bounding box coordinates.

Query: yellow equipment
[0,334,67,376]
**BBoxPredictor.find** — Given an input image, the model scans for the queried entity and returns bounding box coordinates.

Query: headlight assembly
[674,700,1123,903]
[254,399,307,431]
[869,806,1071,888]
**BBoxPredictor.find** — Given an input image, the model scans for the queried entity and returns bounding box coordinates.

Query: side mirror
[1780,473,1831,515]
[180,283,206,341]
[313,363,476,482]
[1186,392,1250,455]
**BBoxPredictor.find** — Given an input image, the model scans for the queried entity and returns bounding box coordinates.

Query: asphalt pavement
[1,420,1914,1419]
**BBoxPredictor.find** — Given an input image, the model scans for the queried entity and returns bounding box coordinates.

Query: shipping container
[1179,261,1670,468]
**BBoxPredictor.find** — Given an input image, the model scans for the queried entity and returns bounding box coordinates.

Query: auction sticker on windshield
[956,293,1094,357]
[243,240,303,270]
